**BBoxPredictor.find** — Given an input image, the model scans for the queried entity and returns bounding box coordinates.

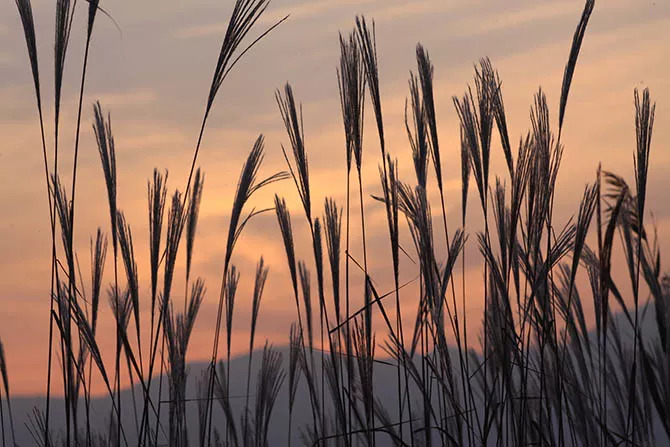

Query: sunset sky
[1,0,669,395]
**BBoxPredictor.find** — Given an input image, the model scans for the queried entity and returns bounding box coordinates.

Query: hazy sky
[1,0,669,395]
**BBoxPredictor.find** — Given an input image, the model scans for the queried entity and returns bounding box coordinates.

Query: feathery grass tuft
[224,266,239,365]
[249,258,269,358]
[338,32,366,173]
[148,169,167,315]
[90,229,107,335]
[633,88,655,225]
[406,72,429,190]
[299,261,314,355]
[356,16,384,155]
[116,211,141,348]
[276,85,312,220]
[254,343,285,447]
[205,1,286,115]
[416,44,443,189]
[243,258,269,444]
[324,199,343,327]
[460,128,471,226]
[275,196,300,315]
[164,191,185,304]
[186,168,205,286]
[184,0,287,225]
[558,0,595,133]
[54,0,76,125]
[224,136,288,270]
[93,102,118,249]
[14,0,41,105]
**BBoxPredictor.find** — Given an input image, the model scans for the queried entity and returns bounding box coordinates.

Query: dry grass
[5,0,669,446]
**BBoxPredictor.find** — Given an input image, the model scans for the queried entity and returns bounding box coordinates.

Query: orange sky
[0,0,669,395]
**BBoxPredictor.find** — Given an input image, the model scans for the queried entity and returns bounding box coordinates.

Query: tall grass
[4,0,669,446]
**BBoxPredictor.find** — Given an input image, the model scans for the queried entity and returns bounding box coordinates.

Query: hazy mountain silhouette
[8,308,662,446]
[9,345,406,446]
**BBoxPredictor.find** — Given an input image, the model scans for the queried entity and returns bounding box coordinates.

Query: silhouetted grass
[5,0,670,446]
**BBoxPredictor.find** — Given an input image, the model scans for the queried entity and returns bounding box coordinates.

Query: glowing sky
[1,0,669,395]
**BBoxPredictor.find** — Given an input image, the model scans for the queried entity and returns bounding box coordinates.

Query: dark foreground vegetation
[1,0,668,445]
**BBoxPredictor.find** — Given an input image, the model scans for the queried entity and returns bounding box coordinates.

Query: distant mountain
[7,307,665,446]
[8,346,407,446]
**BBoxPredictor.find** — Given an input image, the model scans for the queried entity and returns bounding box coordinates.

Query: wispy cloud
[452,3,578,37]
[0,52,15,67]
[175,22,228,39]
[92,88,158,107]
[372,0,462,22]
[175,0,377,38]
